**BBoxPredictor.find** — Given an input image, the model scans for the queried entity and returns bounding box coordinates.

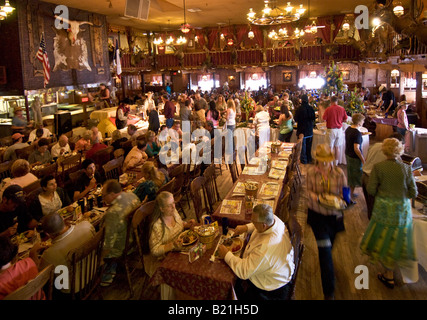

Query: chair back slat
[203,164,221,214]
[68,227,105,300]
[103,156,124,180]
[285,215,304,300]
[156,177,175,195]
[3,265,54,300]
[190,176,209,222]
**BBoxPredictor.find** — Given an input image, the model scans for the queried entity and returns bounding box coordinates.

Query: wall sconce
[227,38,234,46]
[202,75,208,81]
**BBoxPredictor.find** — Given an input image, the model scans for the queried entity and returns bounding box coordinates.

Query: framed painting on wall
[341,70,350,81]
[283,71,292,82]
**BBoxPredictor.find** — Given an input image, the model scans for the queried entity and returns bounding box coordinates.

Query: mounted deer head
[374,0,427,46]
[54,15,103,45]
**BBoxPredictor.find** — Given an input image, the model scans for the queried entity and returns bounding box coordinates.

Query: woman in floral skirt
[360,138,418,289]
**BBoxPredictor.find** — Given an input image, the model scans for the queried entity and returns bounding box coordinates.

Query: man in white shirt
[91,126,103,143]
[3,133,29,162]
[28,125,52,143]
[362,132,404,219]
[51,134,71,158]
[253,105,271,149]
[218,204,295,300]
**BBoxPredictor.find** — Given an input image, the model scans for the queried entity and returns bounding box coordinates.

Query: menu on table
[259,182,280,197]
[279,150,292,158]
[220,199,243,215]
[253,199,275,209]
[233,182,246,195]
[242,166,264,175]
[268,168,286,180]
[272,160,287,170]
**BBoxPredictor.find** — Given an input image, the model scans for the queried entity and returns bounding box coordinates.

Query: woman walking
[360,138,417,289]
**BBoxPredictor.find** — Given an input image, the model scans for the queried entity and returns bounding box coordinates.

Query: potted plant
[240,91,256,125]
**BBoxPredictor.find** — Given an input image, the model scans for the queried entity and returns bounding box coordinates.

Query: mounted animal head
[373,0,427,46]
[54,15,102,45]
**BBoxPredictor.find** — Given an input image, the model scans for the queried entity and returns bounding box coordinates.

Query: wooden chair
[103,156,124,180]
[203,164,221,214]
[3,265,54,300]
[228,159,240,184]
[60,153,82,184]
[120,140,134,157]
[32,162,57,179]
[190,176,210,223]
[285,215,304,300]
[69,169,83,184]
[15,145,34,160]
[0,161,12,182]
[23,179,41,196]
[156,177,175,195]
[169,164,187,218]
[131,200,156,298]
[92,146,114,175]
[106,208,140,299]
[68,227,105,300]
[275,184,291,223]
[113,148,125,159]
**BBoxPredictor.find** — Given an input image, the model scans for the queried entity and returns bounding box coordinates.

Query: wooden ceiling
[42,0,373,32]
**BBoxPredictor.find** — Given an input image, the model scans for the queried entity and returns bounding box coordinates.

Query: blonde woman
[142,191,195,299]
[133,161,167,202]
[360,138,417,289]
[226,98,236,132]
[0,159,38,199]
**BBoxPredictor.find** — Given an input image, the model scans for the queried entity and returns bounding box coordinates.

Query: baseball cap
[2,185,25,204]
[12,133,24,140]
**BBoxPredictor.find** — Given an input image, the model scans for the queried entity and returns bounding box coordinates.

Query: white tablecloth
[399,201,427,283]
[90,107,118,121]
[311,123,370,165]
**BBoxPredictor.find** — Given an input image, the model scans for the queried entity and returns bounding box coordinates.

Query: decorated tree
[321,62,344,96]
[344,87,365,116]
[240,91,256,125]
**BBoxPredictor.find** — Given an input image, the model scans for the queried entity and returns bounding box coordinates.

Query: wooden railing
[120,44,361,71]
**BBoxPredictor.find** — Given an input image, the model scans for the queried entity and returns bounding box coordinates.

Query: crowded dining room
[1,0,427,307]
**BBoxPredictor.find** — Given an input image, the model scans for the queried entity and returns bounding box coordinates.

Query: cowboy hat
[314,144,335,162]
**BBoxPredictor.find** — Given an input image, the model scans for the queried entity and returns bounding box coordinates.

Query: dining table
[398,199,427,284]
[150,227,247,300]
[211,141,294,229]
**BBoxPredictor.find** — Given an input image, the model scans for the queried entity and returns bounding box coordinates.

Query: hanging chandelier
[0,0,15,20]
[180,0,191,33]
[268,26,304,40]
[247,0,306,25]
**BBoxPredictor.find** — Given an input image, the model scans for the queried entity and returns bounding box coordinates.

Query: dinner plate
[178,230,198,246]
[318,194,348,210]
[215,237,243,259]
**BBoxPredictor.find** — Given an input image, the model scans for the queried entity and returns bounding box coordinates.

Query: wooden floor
[94,163,427,300]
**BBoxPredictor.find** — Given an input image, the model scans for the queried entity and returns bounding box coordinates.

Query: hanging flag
[115,39,122,77]
[36,33,51,88]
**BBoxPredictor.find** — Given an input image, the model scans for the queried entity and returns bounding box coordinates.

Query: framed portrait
[283,71,293,82]
[341,70,350,81]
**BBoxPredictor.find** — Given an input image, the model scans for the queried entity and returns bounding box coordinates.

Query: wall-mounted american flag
[36,33,51,88]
